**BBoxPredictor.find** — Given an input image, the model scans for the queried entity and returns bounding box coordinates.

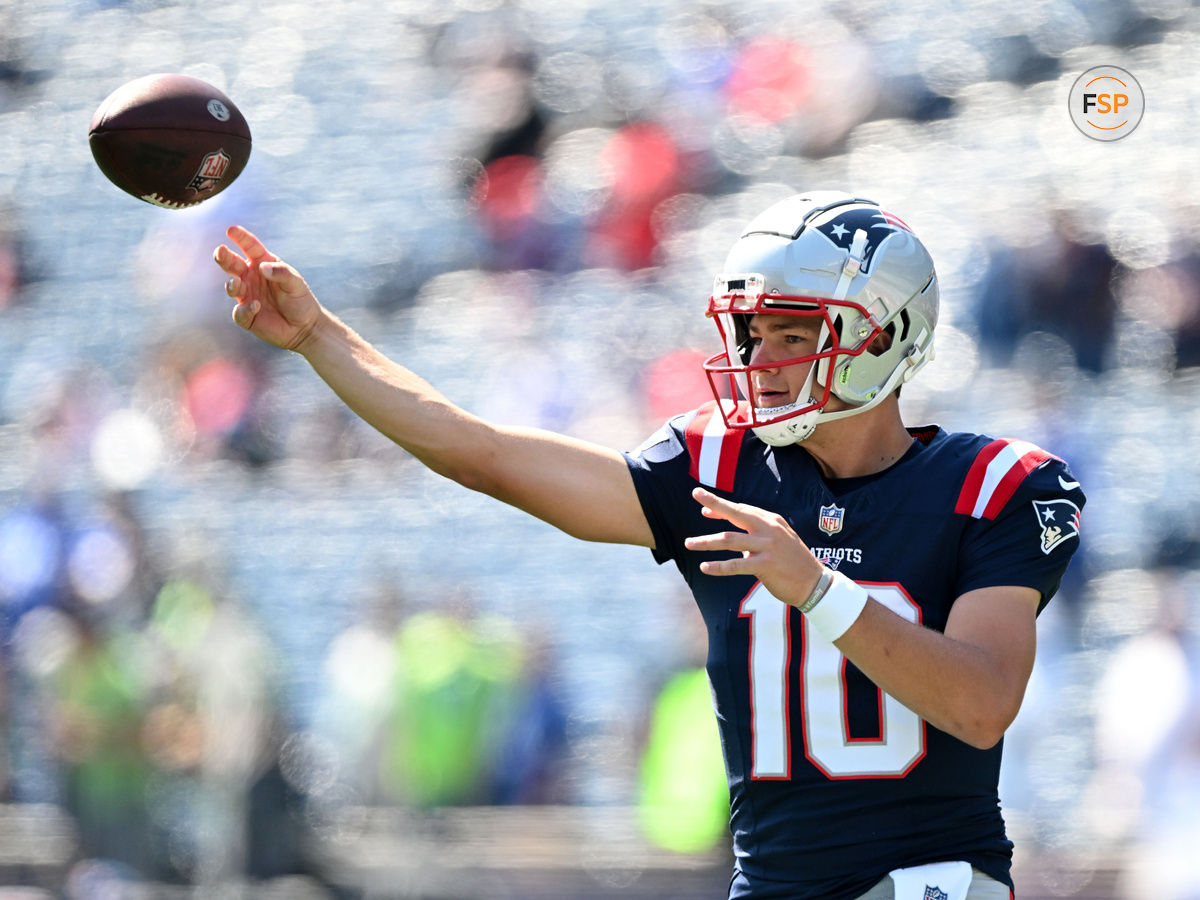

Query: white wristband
[804,570,868,643]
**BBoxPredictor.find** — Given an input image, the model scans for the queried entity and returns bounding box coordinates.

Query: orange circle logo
[1068,66,1144,141]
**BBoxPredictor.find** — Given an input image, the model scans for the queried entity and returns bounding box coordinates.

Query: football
[88,73,252,209]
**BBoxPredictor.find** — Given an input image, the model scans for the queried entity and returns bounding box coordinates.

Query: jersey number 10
[740,582,926,779]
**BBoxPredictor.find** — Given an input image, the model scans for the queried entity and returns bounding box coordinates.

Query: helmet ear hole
[898,309,911,343]
[869,323,896,357]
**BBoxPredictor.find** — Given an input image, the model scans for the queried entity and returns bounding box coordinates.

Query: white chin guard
[751,400,820,446]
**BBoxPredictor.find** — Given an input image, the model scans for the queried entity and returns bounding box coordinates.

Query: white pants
[854,868,1011,900]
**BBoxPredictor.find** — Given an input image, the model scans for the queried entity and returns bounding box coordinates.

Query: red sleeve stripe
[685,401,744,492]
[955,438,1054,520]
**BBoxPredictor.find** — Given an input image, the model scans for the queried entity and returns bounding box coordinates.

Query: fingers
[685,527,759,577]
[213,243,249,278]
[693,486,758,527]
[684,531,756,554]
[226,224,271,262]
[232,298,260,331]
[214,226,275,284]
[697,557,745,577]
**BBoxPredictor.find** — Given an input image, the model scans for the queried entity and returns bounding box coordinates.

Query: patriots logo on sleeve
[816,207,913,273]
[1033,498,1082,554]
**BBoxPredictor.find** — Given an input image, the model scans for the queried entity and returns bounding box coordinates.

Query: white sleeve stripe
[697,404,731,487]
[971,439,1042,518]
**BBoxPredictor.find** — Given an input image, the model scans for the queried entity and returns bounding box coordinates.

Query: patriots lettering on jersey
[955,438,1056,520]
[684,400,746,492]
[811,546,863,569]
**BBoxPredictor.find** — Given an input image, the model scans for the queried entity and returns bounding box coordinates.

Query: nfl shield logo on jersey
[818,504,844,536]
[923,888,948,900]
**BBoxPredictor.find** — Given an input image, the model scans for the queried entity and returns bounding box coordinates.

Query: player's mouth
[754,386,792,407]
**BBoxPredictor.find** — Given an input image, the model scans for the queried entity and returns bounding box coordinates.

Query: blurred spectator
[379,607,525,807]
[974,215,1120,373]
[135,331,280,468]
[140,576,285,883]
[320,592,568,810]
[640,347,717,429]
[637,665,728,854]
[1116,249,1200,372]
[1084,569,1200,897]
[487,633,569,805]
[48,606,158,874]
[636,591,727,855]
[472,154,580,271]
[0,496,72,632]
[0,197,37,310]
[584,121,686,270]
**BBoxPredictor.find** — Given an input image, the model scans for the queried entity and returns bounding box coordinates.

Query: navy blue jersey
[623,402,1085,900]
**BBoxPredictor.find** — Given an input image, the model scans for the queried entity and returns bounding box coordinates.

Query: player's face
[746,314,823,408]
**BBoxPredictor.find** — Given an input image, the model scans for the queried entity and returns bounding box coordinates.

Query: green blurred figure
[638,667,729,854]
[51,614,157,872]
[380,610,524,807]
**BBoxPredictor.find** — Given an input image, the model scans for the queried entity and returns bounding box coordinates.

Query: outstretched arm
[214,226,654,548]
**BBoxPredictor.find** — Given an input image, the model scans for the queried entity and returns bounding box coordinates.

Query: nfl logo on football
[818,504,844,536]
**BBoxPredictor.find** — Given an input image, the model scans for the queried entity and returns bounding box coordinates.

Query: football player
[215,192,1084,900]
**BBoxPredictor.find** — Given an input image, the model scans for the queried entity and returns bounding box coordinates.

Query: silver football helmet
[703,192,939,446]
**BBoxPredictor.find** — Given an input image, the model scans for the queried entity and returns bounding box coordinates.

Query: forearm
[293,310,653,546]
[296,310,495,484]
[833,598,1032,749]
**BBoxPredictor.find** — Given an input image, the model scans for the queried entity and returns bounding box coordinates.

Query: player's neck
[800,398,913,480]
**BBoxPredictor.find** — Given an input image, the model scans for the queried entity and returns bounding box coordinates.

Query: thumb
[259,261,289,280]
[258,261,307,296]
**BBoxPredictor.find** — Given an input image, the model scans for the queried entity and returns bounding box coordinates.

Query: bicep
[944,585,1041,719]
[480,425,655,548]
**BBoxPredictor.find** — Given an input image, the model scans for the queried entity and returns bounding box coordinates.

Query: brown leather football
[89,73,252,209]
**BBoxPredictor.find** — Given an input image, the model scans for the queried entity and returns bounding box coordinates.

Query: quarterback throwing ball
[215,192,1083,900]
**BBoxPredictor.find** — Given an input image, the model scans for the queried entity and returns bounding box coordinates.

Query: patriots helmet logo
[816,207,913,274]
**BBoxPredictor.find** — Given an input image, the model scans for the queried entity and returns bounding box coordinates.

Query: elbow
[954,706,1018,750]
[959,724,1006,751]
[448,463,495,496]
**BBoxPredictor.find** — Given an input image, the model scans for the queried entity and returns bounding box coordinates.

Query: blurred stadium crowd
[2,0,1200,897]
